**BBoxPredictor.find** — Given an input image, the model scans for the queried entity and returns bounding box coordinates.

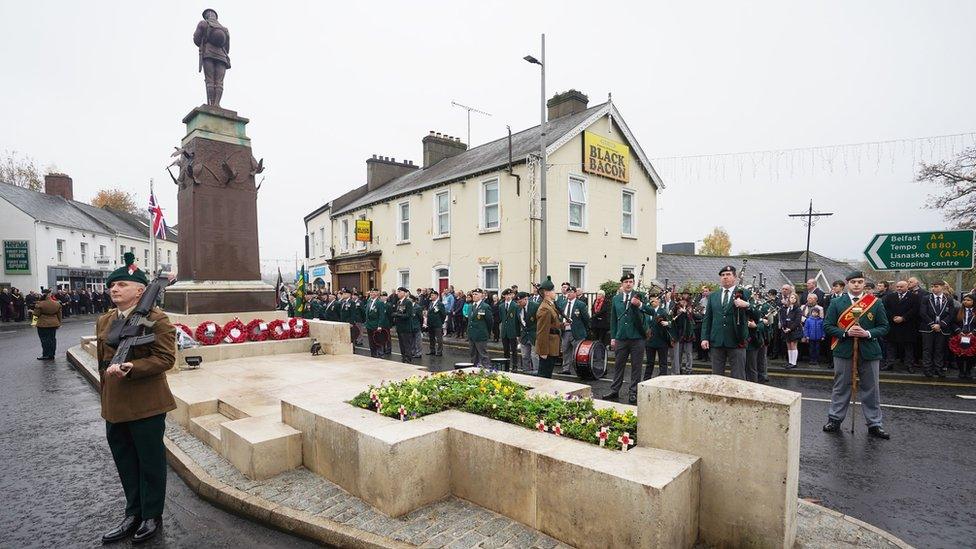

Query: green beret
[845,270,865,281]
[538,275,554,292]
[106,252,149,287]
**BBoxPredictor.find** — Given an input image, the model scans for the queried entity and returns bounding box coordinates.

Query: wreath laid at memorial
[222,318,248,344]
[195,321,224,346]
[173,323,194,338]
[267,319,291,340]
[949,332,976,357]
[350,370,638,450]
[289,317,309,338]
[246,319,269,342]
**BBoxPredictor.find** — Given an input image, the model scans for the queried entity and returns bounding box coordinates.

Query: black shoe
[36,356,48,360]
[822,419,841,433]
[879,364,893,371]
[426,351,435,355]
[558,369,571,375]
[759,377,770,383]
[600,392,619,401]
[868,426,890,439]
[132,518,161,544]
[907,366,916,374]
[102,515,140,543]
[785,364,796,370]
[627,395,638,405]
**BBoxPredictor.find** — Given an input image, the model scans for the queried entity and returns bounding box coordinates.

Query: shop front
[47,266,111,292]
[327,251,381,293]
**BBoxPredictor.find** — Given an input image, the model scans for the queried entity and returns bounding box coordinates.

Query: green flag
[295,267,306,315]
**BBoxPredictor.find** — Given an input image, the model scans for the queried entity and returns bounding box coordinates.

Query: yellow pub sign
[355,219,373,242]
[582,131,629,183]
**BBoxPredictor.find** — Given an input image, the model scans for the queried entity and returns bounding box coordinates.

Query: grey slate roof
[0,181,107,234]
[106,207,178,240]
[656,252,859,291]
[70,200,145,238]
[330,102,612,217]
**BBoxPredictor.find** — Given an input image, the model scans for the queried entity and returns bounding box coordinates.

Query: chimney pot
[44,173,74,201]
[422,130,468,168]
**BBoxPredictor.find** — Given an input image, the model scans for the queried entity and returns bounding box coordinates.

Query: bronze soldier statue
[193,8,231,107]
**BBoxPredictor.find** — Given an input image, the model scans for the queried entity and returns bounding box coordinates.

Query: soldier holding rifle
[822,271,891,439]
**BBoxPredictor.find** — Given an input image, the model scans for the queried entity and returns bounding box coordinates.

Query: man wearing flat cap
[700,265,758,379]
[96,252,176,543]
[823,271,891,439]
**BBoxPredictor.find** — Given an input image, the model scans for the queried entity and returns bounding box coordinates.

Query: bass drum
[574,340,608,380]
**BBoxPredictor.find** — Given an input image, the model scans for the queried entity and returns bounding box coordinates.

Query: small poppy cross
[398,405,407,421]
[536,419,547,432]
[618,432,634,452]
[597,426,609,447]
[552,422,563,436]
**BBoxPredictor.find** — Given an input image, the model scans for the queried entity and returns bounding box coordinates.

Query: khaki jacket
[96,307,177,423]
[33,298,62,328]
[535,298,561,357]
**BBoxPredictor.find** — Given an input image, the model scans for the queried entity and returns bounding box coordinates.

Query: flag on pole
[295,266,306,315]
[149,189,167,240]
[275,268,286,310]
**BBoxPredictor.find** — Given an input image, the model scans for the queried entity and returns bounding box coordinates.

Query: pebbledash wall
[308,94,661,294]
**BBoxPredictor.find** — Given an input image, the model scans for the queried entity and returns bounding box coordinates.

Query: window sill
[433,234,451,240]
[396,240,411,246]
[479,228,501,235]
[568,227,588,233]
[621,234,638,240]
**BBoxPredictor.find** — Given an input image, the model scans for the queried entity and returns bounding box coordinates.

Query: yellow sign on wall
[355,219,372,242]
[583,131,630,183]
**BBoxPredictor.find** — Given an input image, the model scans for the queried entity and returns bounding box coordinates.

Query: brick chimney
[422,132,467,168]
[547,89,589,120]
[366,155,419,192]
[44,173,73,201]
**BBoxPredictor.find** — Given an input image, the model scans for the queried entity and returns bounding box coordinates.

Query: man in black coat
[918,280,955,378]
[882,280,919,372]
[801,279,826,308]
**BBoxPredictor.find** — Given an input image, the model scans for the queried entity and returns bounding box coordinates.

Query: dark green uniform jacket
[519,301,539,345]
[392,297,418,333]
[322,300,341,321]
[426,300,446,329]
[610,290,655,340]
[823,293,889,360]
[645,305,673,349]
[499,300,521,339]
[364,298,387,330]
[467,299,493,342]
[700,287,758,348]
[559,298,590,340]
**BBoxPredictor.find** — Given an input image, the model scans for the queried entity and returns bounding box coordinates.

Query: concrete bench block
[637,375,801,549]
[308,320,351,346]
[220,416,302,481]
[171,392,218,428]
[189,412,227,450]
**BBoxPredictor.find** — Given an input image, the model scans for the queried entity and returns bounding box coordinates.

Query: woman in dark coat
[590,290,610,344]
[779,293,802,368]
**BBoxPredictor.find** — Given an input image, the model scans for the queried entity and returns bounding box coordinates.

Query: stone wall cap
[643,374,801,406]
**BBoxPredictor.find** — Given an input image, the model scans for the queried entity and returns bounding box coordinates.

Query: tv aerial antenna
[451,100,491,147]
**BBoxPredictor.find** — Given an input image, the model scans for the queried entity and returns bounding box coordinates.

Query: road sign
[864,230,975,271]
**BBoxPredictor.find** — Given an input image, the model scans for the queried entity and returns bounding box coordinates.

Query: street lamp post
[524,34,547,278]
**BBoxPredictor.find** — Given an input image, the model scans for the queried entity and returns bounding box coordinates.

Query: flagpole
[149,179,156,275]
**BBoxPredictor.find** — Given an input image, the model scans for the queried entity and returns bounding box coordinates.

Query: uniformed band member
[671,296,697,375]
[535,277,562,377]
[517,292,539,373]
[467,288,493,369]
[700,265,756,379]
[31,288,62,360]
[425,289,446,356]
[499,289,521,371]
[97,253,176,543]
[643,294,671,379]
[603,272,656,404]
[823,271,890,439]
[380,291,393,355]
[364,289,387,358]
[558,286,590,375]
[392,287,419,363]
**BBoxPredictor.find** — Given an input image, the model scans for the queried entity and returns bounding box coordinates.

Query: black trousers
[427,326,444,354]
[885,340,916,368]
[502,337,518,370]
[643,345,669,380]
[610,339,645,397]
[921,332,948,374]
[37,326,58,358]
[397,330,417,363]
[538,355,558,378]
[106,414,167,519]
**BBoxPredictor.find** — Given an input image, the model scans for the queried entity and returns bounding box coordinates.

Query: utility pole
[450,101,491,147]
[524,34,547,277]
[788,199,834,287]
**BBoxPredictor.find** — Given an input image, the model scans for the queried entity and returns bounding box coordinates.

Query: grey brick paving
[165,420,570,547]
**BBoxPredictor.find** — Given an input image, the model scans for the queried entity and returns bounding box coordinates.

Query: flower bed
[350,370,637,450]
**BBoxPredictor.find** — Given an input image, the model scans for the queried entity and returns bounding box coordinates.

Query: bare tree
[916,146,976,229]
[0,149,43,191]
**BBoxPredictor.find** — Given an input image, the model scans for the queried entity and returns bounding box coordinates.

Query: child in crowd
[803,308,825,366]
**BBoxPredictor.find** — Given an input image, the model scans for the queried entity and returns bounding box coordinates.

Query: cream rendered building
[309,92,663,294]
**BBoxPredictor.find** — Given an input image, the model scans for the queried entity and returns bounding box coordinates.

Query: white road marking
[803,396,976,415]
[957,395,976,400]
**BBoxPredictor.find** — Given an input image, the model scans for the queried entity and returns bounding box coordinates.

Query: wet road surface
[357,338,976,549]
[0,320,321,548]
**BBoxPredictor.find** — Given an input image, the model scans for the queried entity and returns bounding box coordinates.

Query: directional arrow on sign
[865,235,888,270]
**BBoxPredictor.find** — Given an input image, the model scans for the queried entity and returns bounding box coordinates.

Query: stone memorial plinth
[637,375,801,549]
[164,105,276,315]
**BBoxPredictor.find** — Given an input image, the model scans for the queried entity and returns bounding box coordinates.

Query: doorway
[435,268,449,293]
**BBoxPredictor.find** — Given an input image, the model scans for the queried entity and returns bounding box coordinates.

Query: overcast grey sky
[2,1,974,271]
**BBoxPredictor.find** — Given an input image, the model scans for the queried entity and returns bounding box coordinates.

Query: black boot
[102,515,140,544]
[132,517,161,544]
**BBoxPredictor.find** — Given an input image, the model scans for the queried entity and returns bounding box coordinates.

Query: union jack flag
[149,191,167,240]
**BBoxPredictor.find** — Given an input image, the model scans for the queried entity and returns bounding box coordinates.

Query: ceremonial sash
[831,293,879,350]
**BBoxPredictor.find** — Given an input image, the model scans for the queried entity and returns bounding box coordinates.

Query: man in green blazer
[424,289,446,356]
[700,265,757,379]
[517,292,539,373]
[558,286,590,375]
[499,289,522,371]
[823,271,891,439]
[467,288,493,369]
[364,289,387,358]
[392,287,419,364]
[643,296,672,380]
[604,272,657,404]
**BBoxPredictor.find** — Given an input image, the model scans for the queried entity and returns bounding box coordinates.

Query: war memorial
[63,9,914,549]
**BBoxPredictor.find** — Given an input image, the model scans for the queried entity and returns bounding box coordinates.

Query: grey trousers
[560,332,580,373]
[610,339,645,397]
[828,356,883,427]
[710,347,746,379]
[671,341,694,374]
[519,342,538,373]
[745,349,760,382]
[469,340,491,369]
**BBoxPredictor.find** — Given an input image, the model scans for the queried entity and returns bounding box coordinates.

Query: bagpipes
[104,273,176,369]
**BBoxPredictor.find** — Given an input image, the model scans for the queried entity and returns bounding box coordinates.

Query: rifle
[105,274,176,369]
